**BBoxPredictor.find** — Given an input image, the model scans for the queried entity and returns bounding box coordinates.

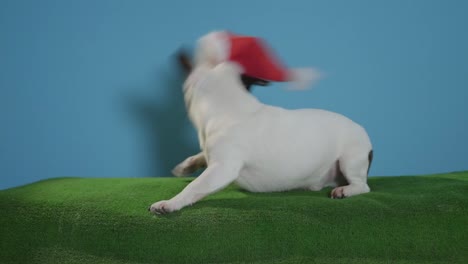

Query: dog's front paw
[148,200,179,214]
[171,163,194,177]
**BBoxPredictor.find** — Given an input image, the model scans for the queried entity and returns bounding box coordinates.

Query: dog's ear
[176,49,193,75]
[241,75,270,91]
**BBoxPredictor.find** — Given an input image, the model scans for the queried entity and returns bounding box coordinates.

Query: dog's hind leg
[172,152,207,177]
[150,159,243,214]
[330,149,372,199]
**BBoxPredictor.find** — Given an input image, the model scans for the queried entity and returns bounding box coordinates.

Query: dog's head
[176,49,269,92]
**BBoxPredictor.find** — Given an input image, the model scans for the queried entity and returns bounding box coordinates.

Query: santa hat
[195,30,321,89]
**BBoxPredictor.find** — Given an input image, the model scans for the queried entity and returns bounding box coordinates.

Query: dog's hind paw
[330,186,346,199]
[330,184,370,199]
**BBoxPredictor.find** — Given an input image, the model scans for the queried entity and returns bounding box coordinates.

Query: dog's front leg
[172,152,207,177]
[149,161,242,214]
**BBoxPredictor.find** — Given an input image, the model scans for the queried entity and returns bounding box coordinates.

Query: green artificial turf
[1,172,467,264]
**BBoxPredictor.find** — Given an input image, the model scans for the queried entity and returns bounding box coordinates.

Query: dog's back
[228,104,372,192]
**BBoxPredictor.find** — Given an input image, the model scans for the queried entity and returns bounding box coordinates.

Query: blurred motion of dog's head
[175,49,269,92]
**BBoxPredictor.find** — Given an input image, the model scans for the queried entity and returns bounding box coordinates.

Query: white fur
[149,62,372,214]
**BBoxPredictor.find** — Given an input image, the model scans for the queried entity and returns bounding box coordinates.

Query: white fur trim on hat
[194,31,231,67]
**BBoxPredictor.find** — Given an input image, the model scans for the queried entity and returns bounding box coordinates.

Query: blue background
[1,0,467,190]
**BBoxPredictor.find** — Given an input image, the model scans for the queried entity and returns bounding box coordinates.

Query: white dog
[149,32,373,214]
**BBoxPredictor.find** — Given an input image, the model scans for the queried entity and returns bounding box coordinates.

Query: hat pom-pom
[287,68,323,90]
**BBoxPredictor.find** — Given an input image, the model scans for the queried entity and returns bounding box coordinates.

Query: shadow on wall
[124,55,199,177]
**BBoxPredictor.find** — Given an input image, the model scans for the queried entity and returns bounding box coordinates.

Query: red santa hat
[195,30,321,89]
